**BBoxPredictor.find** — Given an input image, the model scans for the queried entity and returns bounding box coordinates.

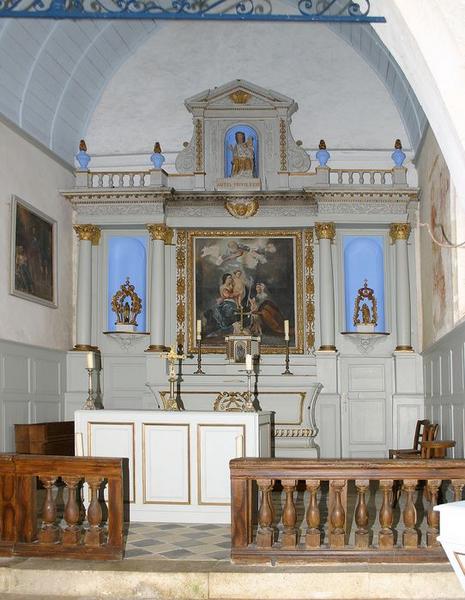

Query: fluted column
[390,223,413,351]
[146,224,173,352]
[73,225,100,350]
[316,222,337,351]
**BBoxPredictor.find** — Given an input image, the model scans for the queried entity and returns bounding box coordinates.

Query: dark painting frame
[10,196,57,308]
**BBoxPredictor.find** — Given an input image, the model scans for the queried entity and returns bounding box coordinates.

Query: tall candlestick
[196,319,202,341]
[245,353,253,372]
[284,320,289,341]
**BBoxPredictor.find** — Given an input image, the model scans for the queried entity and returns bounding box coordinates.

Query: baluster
[281,479,297,548]
[426,479,441,547]
[129,173,135,187]
[87,172,92,188]
[62,476,83,545]
[402,479,418,548]
[381,171,386,185]
[348,171,354,185]
[378,479,394,548]
[370,171,375,185]
[98,173,104,188]
[140,172,146,187]
[256,478,275,548]
[305,479,320,548]
[38,476,59,543]
[355,479,369,548]
[329,480,345,548]
[337,171,343,184]
[84,476,104,546]
[451,479,465,501]
[108,173,114,188]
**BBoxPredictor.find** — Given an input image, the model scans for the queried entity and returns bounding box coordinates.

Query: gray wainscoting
[423,320,465,458]
[0,338,66,451]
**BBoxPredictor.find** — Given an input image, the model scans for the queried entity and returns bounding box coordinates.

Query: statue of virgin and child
[229,131,255,178]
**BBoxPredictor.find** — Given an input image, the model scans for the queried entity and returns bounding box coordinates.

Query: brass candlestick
[282,340,293,375]
[244,366,255,412]
[194,337,205,375]
[83,368,103,410]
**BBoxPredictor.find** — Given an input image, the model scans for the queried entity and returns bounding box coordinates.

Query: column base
[72,345,100,352]
[395,345,414,352]
[318,345,337,352]
[145,344,169,353]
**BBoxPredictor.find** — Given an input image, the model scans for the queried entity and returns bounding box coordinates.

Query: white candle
[284,320,289,341]
[196,319,202,340]
[86,351,95,370]
[235,435,243,458]
[245,353,253,371]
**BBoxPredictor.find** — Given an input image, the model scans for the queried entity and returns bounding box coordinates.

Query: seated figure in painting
[251,282,286,337]
[229,131,255,178]
[211,273,242,332]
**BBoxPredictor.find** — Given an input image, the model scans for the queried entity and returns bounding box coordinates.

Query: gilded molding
[176,229,187,348]
[315,222,336,240]
[224,197,259,219]
[279,119,287,171]
[195,119,203,172]
[304,229,315,352]
[389,223,411,242]
[147,223,173,244]
[73,224,101,245]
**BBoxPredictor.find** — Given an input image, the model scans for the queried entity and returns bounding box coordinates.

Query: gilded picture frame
[177,229,306,354]
[10,195,57,308]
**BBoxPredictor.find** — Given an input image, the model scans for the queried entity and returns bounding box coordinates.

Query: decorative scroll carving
[73,224,101,245]
[274,428,314,438]
[229,90,251,104]
[287,133,311,173]
[175,135,195,173]
[147,223,173,244]
[213,391,249,412]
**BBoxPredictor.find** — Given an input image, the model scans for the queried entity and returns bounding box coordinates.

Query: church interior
[1,1,465,598]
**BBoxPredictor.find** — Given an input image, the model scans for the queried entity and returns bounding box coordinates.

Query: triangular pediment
[185,79,296,111]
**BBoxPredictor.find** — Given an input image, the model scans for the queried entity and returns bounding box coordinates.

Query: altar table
[74,409,272,523]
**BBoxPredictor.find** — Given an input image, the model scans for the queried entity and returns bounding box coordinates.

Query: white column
[73,225,100,350]
[146,224,172,352]
[316,222,337,351]
[390,223,413,351]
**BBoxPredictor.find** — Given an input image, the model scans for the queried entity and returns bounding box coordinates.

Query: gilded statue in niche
[225,125,258,178]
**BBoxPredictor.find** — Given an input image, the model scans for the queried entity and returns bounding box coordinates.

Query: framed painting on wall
[10,196,57,308]
[176,229,307,354]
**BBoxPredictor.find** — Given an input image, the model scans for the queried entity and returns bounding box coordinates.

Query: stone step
[0,558,464,600]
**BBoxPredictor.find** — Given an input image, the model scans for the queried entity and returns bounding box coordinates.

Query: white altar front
[74,409,272,523]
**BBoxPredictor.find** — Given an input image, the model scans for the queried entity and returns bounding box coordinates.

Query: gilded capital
[315,222,336,241]
[73,224,101,245]
[389,223,411,242]
[147,223,173,244]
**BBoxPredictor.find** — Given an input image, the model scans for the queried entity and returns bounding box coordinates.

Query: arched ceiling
[0,18,426,164]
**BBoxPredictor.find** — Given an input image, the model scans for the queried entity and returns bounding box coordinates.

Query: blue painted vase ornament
[391,138,406,167]
[150,142,165,169]
[75,139,91,170]
[316,139,330,166]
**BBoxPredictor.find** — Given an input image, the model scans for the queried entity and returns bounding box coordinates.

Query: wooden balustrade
[230,458,465,564]
[0,454,127,560]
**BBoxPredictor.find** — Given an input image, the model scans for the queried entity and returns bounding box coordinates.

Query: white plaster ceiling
[0,18,426,164]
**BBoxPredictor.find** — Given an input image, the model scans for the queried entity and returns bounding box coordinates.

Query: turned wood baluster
[281,479,297,548]
[256,478,274,548]
[451,479,465,502]
[355,479,369,549]
[305,479,320,549]
[329,480,346,548]
[84,477,104,546]
[62,477,83,545]
[0,473,16,542]
[402,479,418,548]
[38,476,59,543]
[378,479,394,548]
[426,479,441,547]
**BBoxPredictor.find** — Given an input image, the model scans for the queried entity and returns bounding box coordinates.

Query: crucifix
[234,304,251,333]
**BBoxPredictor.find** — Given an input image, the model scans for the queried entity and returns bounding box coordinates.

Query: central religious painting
[179,230,304,353]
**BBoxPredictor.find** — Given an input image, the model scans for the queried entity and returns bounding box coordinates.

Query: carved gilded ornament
[229,90,251,104]
[224,197,259,219]
[195,119,203,172]
[389,223,411,242]
[315,222,336,240]
[304,229,315,351]
[279,119,287,171]
[73,224,101,245]
[111,277,142,326]
[147,224,173,244]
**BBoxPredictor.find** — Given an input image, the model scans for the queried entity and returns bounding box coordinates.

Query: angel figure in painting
[230,131,254,178]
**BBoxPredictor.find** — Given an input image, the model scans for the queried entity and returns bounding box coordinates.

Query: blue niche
[108,235,147,331]
[224,124,259,178]
[343,236,385,332]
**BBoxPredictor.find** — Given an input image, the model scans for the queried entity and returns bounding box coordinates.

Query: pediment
[185,79,296,112]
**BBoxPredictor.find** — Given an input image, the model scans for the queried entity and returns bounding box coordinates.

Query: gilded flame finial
[319,139,326,150]
[394,138,402,149]
[79,139,87,152]
[153,141,162,153]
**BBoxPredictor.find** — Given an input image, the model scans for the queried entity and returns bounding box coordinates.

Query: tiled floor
[124,521,231,560]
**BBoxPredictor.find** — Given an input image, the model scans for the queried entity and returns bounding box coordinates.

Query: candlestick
[194,336,205,375]
[83,368,98,410]
[196,319,202,340]
[284,320,289,341]
[282,339,293,375]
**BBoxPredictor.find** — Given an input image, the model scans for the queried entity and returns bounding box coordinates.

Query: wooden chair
[388,419,432,459]
[421,438,456,458]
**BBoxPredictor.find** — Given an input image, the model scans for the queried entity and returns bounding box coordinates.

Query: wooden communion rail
[230,458,465,563]
[0,454,127,560]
